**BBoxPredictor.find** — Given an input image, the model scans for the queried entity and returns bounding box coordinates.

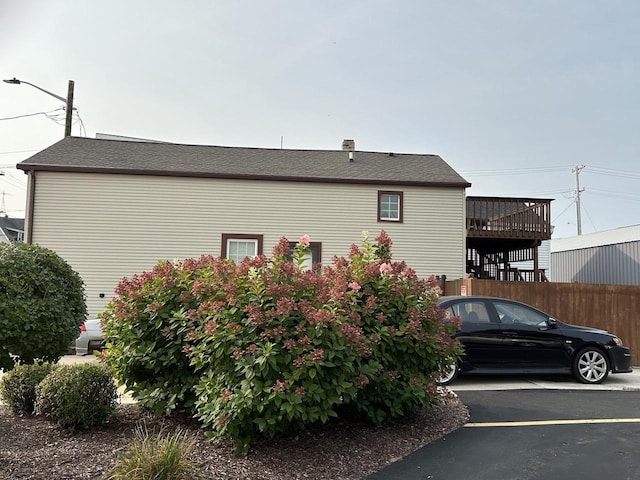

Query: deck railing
[466,196,552,240]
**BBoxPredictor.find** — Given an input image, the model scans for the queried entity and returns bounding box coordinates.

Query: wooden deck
[466,196,553,282]
[466,196,552,240]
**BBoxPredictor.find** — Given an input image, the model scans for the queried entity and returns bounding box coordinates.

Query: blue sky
[1,1,639,239]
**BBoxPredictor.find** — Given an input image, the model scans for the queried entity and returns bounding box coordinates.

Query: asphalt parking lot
[370,388,640,480]
[369,370,640,480]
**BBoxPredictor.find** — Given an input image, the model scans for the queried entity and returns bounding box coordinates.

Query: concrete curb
[450,368,640,392]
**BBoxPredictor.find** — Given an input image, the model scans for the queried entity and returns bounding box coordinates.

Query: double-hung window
[221,234,263,263]
[378,191,403,222]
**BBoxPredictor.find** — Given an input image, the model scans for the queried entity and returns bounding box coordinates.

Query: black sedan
[437,296,632,385]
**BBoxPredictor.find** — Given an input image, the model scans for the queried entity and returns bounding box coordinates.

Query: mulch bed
[0,397,468,479]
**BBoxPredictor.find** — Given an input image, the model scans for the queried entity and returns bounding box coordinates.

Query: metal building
[550,225,640,285]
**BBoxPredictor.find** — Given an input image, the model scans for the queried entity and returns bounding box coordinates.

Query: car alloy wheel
[573,347,609,384]
[436,360,459,386]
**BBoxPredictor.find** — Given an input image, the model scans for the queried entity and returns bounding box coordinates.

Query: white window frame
[221,234,263,263]
[378,191,403,222]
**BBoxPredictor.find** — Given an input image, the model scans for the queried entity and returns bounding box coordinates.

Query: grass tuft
[105,424,198,480]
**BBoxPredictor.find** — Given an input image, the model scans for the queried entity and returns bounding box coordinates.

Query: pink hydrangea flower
[309,348,324,362]
[298,234,311,246]
[379,263,393,275]
[348,281,361,292]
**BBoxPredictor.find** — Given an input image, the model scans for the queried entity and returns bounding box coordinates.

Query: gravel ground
[0,396,468,479]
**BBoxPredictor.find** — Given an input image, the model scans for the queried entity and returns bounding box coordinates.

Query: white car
[75,318,104,356]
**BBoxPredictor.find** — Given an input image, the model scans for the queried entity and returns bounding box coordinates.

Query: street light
[3,77,75,137]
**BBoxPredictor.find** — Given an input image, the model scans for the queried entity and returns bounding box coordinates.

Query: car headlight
[612,337,623,346]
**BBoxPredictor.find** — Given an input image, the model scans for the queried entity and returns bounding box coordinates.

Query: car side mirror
[547,318,557,328]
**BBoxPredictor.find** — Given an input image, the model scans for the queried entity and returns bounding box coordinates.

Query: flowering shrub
[101,256,216,414]
[102,231,461,452]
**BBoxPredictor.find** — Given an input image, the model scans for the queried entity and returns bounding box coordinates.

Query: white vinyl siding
[30,172,466,316]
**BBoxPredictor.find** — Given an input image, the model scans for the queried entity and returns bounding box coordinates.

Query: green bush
[101,258,205,415]
[35,362,118,429]
[102,231,461,452]
[0,243,87,371]
[0,362,57,415]
[105,425,198,480]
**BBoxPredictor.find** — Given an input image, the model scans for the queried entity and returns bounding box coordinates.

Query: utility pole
[572,165,585,235]
[64,80,75,137]
[3,78,74,137]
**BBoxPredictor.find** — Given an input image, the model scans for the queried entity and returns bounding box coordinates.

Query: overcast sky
[1,1,639,239]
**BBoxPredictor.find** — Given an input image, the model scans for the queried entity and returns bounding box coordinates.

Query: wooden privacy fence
[442,278,640,366]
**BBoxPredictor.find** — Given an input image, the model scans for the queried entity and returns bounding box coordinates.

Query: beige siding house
[18,137,470,317]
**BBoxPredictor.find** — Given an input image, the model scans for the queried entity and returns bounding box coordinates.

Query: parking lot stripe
[465,418,640,428]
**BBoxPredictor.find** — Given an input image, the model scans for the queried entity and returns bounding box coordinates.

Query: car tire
[436,360,459,386]
[573,347,610,384]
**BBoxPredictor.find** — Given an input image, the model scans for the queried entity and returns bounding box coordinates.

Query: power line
[588,171,640,180]
[459,166,570,176]
[580,198,598,232]
[551,199,576,223]
[586,189,640,202]
[0,108,64,122]
[0,169,25,189]
[0,175,27,190]
[498,189,573,197]
[77,111,87,137]
[585,166,640,180]
[0,150,40,156]
[2,207,25,215]
[587,165,640,175]
[560,191,574,200]
[588,187,640,198]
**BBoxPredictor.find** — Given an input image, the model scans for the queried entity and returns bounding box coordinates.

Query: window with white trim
[221,234,263,263]
[378,191,403,222]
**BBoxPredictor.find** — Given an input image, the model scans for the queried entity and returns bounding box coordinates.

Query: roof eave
[17,163,471,188]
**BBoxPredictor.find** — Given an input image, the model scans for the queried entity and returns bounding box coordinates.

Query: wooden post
[64,80,74,137]
[503,250,509,281]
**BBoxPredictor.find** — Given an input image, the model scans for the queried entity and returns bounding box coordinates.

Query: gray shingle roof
[0,216,24,242]
[17,137,470,187]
